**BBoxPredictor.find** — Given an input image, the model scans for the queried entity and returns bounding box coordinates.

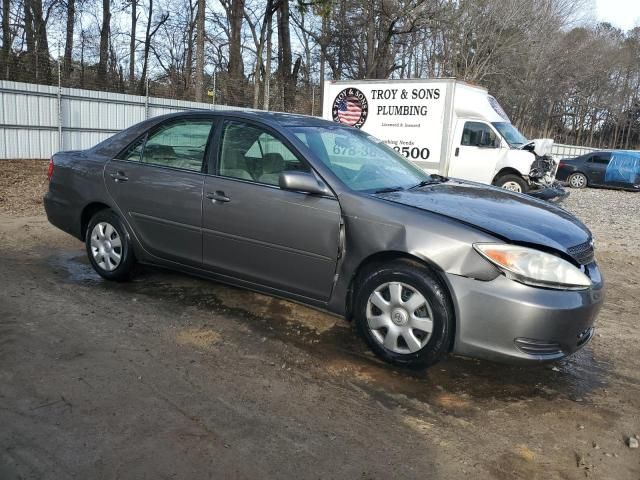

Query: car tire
[568,172,588,189]
[496,174,529,193]
[85,209,136,281]
[353,259,454,369]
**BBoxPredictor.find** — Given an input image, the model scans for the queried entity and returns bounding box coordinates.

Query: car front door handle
[206,191,231,203]
[110,171,129,182]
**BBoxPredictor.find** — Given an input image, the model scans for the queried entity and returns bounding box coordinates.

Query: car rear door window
[590,153,611,165]
[140,119,214,172]
[218,121,309,186]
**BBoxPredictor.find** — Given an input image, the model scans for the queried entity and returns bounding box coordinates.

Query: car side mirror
[279,171,330,196]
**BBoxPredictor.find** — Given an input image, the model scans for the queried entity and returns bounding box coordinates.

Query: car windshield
[492,122,528,148]
[289,126,431,192]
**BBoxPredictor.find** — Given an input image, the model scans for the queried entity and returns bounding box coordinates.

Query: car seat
[258,153,285,185]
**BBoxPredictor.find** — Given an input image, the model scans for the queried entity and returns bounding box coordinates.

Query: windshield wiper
[373,186,405,194]
[408,175,449,190]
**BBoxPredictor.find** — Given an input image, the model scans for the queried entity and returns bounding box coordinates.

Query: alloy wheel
[569,173,587,188]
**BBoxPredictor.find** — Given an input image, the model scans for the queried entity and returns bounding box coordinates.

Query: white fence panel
[0,80,250,159]
[550,143,601,159]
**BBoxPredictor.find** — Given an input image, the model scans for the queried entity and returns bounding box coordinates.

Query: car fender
[327,192,501,317]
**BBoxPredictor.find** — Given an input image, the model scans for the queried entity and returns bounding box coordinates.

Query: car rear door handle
[206,191,230,203]
[110,171,129,182]
[454,147,460,157]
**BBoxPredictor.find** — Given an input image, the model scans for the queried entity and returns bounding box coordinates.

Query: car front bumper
[446,263,604,363]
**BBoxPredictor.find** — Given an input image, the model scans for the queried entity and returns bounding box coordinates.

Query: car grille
[567,240,594,265]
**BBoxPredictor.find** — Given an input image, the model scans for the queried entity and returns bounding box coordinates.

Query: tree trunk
[2,0,11,79]
[253,0,274,109]
[183,0,195,97]
[30,0,51,83]
[226,0,245,106]
[263,14,272,110]
[98,0,111,86]
[194,0,205,102]
[277,0,298,112]
[138,0,153,95]
[63,0,75,79]
[128,0,137,92]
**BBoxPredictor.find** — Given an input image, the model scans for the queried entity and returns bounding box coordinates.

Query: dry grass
[0,160,49,217]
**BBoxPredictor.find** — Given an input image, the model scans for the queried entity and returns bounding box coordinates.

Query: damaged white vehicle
[323,79,563,198]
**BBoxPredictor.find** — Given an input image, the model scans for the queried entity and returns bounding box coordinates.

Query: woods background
[1,0,639,149]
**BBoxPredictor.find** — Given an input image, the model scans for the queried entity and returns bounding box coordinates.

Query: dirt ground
[1,160,639,479]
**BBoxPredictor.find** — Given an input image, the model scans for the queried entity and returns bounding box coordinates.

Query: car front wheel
[85,209,136,281]
[354,259,454,368]
[568,172,588,189]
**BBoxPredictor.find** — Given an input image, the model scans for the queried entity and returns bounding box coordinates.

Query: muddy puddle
[49,250,611,414]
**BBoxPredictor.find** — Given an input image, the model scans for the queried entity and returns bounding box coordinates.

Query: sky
[595,0,640,31]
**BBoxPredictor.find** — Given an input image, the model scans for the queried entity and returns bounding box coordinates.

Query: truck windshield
[289,126,431,193]
[492,122,528,148]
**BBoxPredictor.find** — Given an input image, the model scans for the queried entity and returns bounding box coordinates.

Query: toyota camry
[44,111,604,368]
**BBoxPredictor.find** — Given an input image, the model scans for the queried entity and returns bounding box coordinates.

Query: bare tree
[193,0,205,101]
[97,0,111,85]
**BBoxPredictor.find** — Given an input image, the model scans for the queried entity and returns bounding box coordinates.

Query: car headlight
[473,243,591,290]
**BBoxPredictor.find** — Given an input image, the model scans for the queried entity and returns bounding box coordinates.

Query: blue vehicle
[556,150,640,191]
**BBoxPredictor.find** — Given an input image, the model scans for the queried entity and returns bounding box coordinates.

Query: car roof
[154,109,338,128]
[89,109,344,157]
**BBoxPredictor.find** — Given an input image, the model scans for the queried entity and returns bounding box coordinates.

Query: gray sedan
[44,111,603,367]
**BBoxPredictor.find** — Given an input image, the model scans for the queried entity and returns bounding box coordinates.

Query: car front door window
[219,121,309,185]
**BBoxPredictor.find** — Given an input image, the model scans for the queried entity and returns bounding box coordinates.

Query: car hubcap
[502,181,522,192]
[366,282,434,354]
[90,222,122,271]
[570,175,586,188]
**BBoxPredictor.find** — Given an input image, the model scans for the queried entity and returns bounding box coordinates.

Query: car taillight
[558,161,565,168]
[47,158,54,181]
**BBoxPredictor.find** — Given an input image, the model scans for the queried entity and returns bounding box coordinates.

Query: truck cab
[446,86,557,194]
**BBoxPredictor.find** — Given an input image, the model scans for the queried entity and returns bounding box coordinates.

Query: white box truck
[322,78,559,195]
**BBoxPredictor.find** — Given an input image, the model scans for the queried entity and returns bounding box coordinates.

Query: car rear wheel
[496,174,529,193]
[354,259,453,368]
[86,209,135,281]
[568,172,588,189]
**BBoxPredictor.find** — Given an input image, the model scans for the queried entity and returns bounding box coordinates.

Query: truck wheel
[496,174,528,193]
[353,259,453,369]
[85,209,136,281]
[568,172,588,189]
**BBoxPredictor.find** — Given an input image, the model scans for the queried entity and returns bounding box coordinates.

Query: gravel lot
[562,187,640,256]
[1,160,639,479]
[0,160,48,217]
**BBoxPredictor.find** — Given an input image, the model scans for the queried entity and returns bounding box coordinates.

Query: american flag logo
[336,96,363,126]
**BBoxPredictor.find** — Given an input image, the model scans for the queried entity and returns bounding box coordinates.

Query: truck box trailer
[322,78,559,195]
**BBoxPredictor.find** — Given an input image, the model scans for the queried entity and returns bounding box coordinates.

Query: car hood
[374,180,591,253]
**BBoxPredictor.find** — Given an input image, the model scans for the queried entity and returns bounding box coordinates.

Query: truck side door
[448,120,501,184]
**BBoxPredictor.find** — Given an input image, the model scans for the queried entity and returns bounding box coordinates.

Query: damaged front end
[522,139,569,202]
